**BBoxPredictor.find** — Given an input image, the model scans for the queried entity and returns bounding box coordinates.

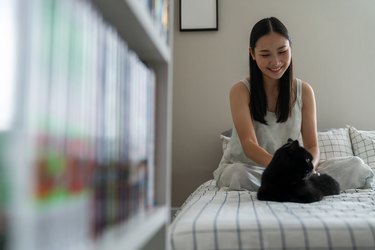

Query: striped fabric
[349,126,375,171]
[170,180,375,250]
[318,128,354,162]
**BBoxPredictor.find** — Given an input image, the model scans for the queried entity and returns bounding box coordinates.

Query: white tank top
[225,78,302,166]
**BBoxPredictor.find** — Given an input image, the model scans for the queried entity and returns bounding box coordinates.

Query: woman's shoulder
[295,78,313,88]
[230,78,251,101]
[294,78,314,93]
[294,78,315,106]
[231,78,250,92]
[232,77,250,91]
[299,79,314,96]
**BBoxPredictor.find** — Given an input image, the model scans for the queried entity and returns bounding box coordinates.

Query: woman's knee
[223,164,259,191]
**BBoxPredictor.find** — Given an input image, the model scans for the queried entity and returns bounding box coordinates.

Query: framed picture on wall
[180,0,218,31]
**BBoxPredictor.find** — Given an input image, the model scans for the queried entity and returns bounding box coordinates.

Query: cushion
[220,129,232,152]
[221,129,232,137]
[220,134,231,152]
[317,128,354,162]
[348,126,375,171]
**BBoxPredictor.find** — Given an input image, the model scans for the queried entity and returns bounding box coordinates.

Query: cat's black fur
[257,139,340,203]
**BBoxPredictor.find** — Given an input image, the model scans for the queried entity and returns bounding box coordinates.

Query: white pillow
[348,126,375,171]
[318,128,353,162]
[220,129,232,152]
[220,134,231,152]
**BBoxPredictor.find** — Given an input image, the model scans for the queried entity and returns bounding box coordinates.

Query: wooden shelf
[3,0,173,249]
[91,0,171,63]
[96,206,168,250]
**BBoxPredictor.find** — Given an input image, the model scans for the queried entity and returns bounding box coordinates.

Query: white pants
[216,163,264,191]
[318,156,374,191]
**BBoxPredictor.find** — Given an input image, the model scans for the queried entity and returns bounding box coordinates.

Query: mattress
[170,180,375,250]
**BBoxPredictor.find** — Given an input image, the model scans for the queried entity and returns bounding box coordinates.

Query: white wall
[172,0,375,206]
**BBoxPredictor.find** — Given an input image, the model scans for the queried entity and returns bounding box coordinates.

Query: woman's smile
[268,65,283,72]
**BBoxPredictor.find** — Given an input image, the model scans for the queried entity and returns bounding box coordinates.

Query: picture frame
[180,0,218,31]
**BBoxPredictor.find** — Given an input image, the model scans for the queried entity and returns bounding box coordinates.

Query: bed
[169,126,375,250]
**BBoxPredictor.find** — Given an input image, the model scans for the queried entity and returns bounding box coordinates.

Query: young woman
[213,17,320,191]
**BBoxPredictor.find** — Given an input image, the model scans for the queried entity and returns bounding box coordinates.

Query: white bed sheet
[170,180,375,250]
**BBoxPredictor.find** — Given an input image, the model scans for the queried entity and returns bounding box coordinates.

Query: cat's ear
[287,138,294,144]
[290,139,300,149]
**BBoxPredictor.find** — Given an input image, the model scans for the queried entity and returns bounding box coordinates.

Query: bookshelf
[0,0,172,250]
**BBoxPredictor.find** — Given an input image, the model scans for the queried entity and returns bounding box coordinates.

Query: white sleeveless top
[214,78,303,179]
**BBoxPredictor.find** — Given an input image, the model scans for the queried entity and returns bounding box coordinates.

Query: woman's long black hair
[249,17,293,124]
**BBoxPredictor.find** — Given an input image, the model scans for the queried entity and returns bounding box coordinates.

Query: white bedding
[170,180,375,250]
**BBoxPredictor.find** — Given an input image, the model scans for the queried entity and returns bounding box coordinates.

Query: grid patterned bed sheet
[170,180,375,250]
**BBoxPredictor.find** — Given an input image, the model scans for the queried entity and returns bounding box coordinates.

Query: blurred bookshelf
[0,0,172,249]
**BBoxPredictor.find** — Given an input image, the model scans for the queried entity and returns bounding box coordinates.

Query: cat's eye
[305,158,311,163]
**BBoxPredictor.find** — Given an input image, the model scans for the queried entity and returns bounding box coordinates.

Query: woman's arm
[300,81,320,170]
[229,82,272,167]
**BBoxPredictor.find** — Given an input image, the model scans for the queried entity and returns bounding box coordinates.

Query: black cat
[257,139,340,203]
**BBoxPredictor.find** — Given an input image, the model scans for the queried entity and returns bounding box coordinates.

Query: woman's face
[250,32,291,81]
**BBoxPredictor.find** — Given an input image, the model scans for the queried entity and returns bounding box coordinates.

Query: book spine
[6,0,161,246]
